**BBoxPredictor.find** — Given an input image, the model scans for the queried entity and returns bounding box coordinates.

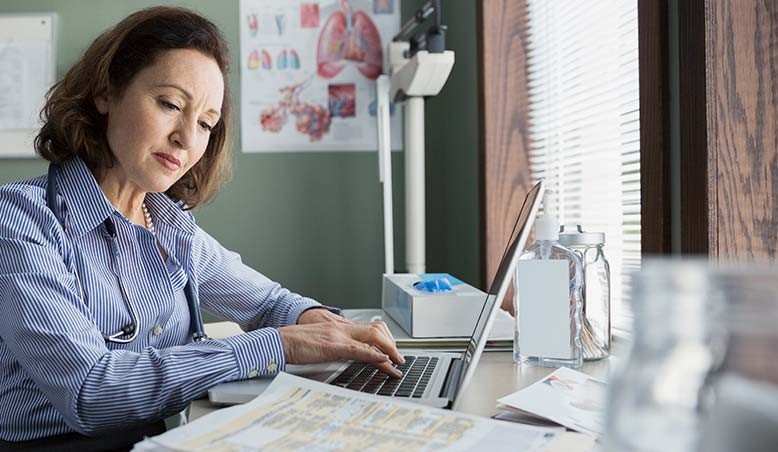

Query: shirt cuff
[286,298,342,326]
[222,328,286,378]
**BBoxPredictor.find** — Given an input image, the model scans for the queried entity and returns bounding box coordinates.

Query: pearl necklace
[141,202,156,235]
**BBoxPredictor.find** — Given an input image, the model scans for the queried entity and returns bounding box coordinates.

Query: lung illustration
[316,0,382,80]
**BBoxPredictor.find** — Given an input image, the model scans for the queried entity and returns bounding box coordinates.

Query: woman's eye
[199,121,213,132]
[160,100,180,111]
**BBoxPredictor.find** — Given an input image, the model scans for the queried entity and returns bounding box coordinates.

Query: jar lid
[558,224,605,246]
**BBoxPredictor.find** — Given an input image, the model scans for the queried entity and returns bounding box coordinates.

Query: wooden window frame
[477,0,670,308]
[479,0,778,286]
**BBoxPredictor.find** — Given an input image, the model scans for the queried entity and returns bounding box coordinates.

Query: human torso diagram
[241,0,400,150]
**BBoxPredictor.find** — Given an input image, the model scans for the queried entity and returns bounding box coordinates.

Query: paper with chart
[0,14,56,157]
[239,0,403,152]
[133,372,564,451]
[497,367,606,437]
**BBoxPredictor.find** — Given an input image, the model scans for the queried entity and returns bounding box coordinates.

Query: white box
[381,273,487,338]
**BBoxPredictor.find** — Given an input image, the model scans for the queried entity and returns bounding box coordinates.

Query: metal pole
[405,97,425,274]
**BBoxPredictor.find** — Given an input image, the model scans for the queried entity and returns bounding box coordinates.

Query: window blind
[525,0,640,329]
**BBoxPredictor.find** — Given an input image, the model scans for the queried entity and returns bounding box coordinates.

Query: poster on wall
[0,13,56,158]
[239,0,402,152]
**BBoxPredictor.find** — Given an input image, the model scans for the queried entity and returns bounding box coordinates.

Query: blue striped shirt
[0,157,324,441]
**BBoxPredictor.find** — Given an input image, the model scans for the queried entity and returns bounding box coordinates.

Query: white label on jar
[518,259,572,359]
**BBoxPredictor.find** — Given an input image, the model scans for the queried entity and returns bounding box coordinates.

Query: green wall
[0,0,480,311]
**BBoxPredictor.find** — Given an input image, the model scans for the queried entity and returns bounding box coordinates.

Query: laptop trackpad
[287,361,345,382]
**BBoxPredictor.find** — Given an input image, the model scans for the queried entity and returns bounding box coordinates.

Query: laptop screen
[451,180,545,405]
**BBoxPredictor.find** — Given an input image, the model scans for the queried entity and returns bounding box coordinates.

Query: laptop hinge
[439,358,463,402]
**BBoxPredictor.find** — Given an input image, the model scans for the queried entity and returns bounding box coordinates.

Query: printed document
[134,372,564,451]
[0,14,56,157]
[497,367,606,437]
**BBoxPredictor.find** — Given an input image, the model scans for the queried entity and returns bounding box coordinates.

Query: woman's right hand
[277,322,405,378]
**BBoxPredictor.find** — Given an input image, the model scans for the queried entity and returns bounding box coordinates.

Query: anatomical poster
[239,0,403,152]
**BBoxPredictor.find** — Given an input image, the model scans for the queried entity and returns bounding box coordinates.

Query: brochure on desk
[497,367,606,437]
[134,373,566,451]
[344,308,514,351]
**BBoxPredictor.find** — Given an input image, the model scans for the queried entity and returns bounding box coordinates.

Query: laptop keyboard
[330,355,439,398]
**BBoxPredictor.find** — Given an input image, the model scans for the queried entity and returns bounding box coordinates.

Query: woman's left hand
[297,307,351,325]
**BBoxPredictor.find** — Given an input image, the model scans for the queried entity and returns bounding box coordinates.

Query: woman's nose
[170,119,197,149]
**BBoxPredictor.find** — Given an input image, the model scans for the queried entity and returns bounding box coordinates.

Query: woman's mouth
[153,153,182,171]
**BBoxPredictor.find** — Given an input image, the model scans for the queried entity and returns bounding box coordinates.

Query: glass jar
[602,260,778,452]
[559,225,610,360]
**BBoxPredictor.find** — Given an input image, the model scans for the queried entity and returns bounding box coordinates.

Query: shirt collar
[57,157,197,238]
[144,191,197,236]
[58,157,116,238]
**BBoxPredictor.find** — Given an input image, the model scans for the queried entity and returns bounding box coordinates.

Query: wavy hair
[35,6,232,209]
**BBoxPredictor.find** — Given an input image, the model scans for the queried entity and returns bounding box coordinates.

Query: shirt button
[248,369,258,378]
[266,362,278,372]
[153,325,163,336]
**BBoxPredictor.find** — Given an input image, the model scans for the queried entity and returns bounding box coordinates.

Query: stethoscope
[46,164,207,344]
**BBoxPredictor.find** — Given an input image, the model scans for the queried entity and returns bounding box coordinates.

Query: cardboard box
[381,273,487,338]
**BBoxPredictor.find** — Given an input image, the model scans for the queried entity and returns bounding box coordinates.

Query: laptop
[208,180,545,410]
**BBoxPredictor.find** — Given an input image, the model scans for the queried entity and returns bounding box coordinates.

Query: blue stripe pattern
[0,157,323,441]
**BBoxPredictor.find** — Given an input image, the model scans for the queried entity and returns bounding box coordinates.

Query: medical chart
[239,0,403,152]
[0,14,56,157]
[133,372,565,451]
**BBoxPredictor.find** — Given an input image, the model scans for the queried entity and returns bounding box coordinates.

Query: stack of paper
[134,373,566,451]
[344,308,514,351]
[496,367,606,437]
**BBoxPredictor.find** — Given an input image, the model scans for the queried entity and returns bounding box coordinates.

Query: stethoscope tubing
[45,164,208,343]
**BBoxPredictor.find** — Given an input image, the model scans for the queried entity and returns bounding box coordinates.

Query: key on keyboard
[330,355,438,398]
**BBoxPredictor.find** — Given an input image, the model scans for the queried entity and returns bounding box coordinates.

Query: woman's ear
[94,94,110,114]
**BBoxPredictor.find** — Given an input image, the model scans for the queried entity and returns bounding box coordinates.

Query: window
[525,0,640,329]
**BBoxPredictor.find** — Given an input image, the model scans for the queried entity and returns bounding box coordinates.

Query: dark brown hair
[35,6,232,209]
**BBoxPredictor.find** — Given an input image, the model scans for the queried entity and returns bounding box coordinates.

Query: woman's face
[95,48,224,194]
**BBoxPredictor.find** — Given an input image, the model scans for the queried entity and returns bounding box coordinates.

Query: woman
[0,6,402,449]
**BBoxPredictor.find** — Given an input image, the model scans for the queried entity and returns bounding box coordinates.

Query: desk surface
[192,321,624,420]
